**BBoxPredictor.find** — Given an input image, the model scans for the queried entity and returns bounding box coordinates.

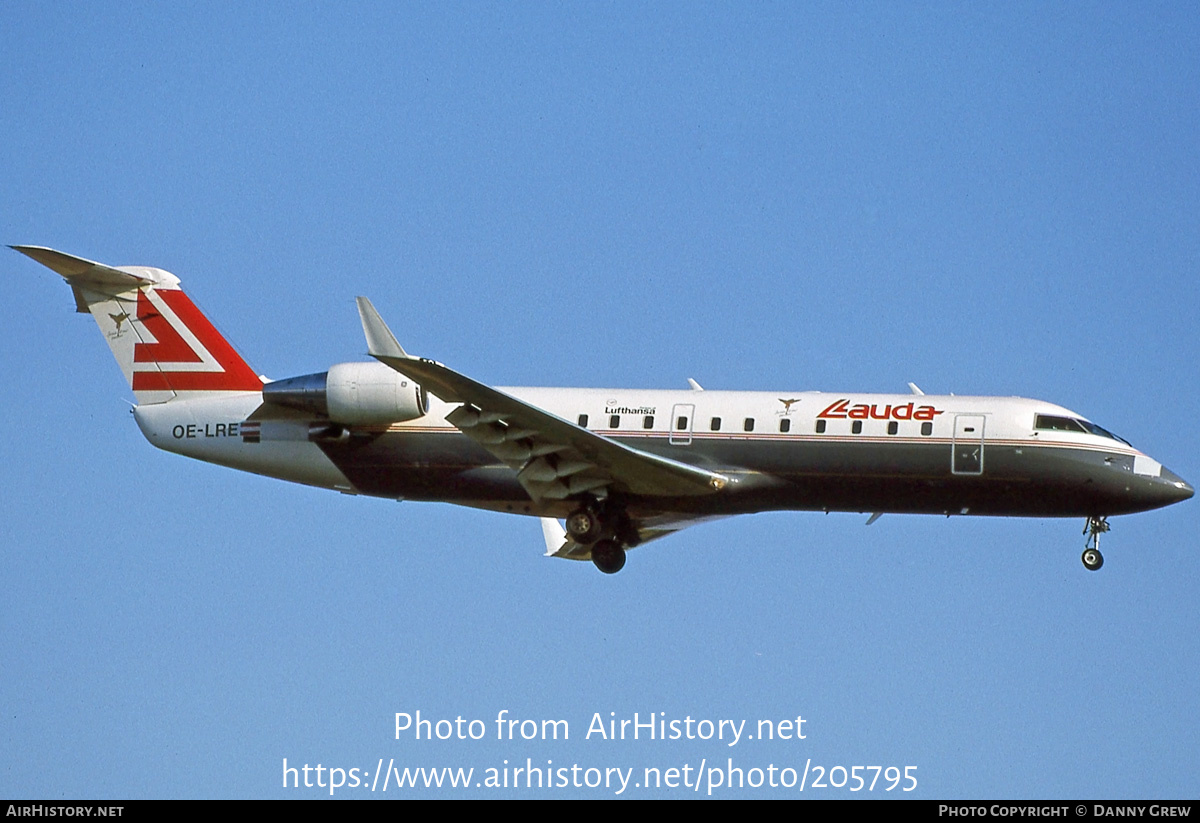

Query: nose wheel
[1082,516,1109,571]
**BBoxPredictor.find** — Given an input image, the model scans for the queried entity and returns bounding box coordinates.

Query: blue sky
[3,2,1198,798]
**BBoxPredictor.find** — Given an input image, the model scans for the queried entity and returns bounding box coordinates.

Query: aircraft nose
[1160,468,1194,504]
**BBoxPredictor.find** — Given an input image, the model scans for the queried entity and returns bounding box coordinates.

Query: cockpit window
[1035,414,1131,445]
[1078,420,1132,446]
[1035,415,1087,433]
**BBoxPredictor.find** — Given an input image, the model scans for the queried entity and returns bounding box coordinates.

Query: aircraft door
[952,414,985,475]
[670,403,695,445]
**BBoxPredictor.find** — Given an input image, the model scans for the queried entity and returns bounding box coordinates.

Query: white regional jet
[16,246,1192,574]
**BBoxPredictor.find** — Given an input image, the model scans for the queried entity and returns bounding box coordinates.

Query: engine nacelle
[261,361,428,425]
[326,361,427,424]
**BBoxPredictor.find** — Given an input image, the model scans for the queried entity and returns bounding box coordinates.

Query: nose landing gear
[1082,516,1109,571]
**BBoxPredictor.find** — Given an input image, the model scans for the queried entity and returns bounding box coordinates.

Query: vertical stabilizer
[13,246,263,404]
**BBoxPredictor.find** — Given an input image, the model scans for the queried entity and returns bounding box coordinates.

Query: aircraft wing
[356,298,730,502]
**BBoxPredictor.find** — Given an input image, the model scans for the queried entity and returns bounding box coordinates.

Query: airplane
[14,245,1193,574]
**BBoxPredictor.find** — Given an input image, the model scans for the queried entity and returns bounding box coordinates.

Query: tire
[566,508,602,544]
[591,539,626,574]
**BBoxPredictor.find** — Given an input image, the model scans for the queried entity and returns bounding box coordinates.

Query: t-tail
[13,246,263,404]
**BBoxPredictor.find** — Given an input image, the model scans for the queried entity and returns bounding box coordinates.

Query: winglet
[355,297,410,359]
[540,517,568,556]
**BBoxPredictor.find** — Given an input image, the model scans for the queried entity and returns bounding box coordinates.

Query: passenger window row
[577,413,934,436]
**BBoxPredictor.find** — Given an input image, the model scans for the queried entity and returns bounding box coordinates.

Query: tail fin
[14,246,263,404]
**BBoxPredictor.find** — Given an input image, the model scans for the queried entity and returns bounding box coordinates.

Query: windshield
[1035,414,1132,446]
[1077,420,1132,447]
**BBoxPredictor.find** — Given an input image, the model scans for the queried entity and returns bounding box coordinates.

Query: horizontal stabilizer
[11,245,153,291]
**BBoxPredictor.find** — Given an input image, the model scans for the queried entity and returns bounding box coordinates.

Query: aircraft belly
[315,430,525,502]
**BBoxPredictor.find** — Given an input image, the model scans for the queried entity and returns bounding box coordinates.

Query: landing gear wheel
[1082,516,1109,571]
[566,508,602,544]
[590,539,626,574]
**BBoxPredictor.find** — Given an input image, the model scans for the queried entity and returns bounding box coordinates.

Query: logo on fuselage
[604,404,656,416]
[818,398,944,422]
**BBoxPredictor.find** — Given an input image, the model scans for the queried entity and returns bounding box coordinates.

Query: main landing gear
[1082,516,1109,571]
[565,508,603,544]
[590,539,626,574]
[566,501,635,574]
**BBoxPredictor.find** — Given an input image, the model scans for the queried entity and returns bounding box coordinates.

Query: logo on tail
[131,289,262,392]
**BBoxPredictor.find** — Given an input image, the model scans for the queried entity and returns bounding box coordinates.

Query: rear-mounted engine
[261,361,428,425]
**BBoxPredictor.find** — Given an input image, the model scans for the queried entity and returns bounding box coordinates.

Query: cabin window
[815,419,826,434]
[710,417,722,431]
[744,418,755,432]
[852,420,863,434]
[779,418,791,433]
[577,414,589,428]
[887,421,898,435]
[921,421,932,436]
[676,416,688,430]
[609,414,620,429]
[643,415,655,429]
